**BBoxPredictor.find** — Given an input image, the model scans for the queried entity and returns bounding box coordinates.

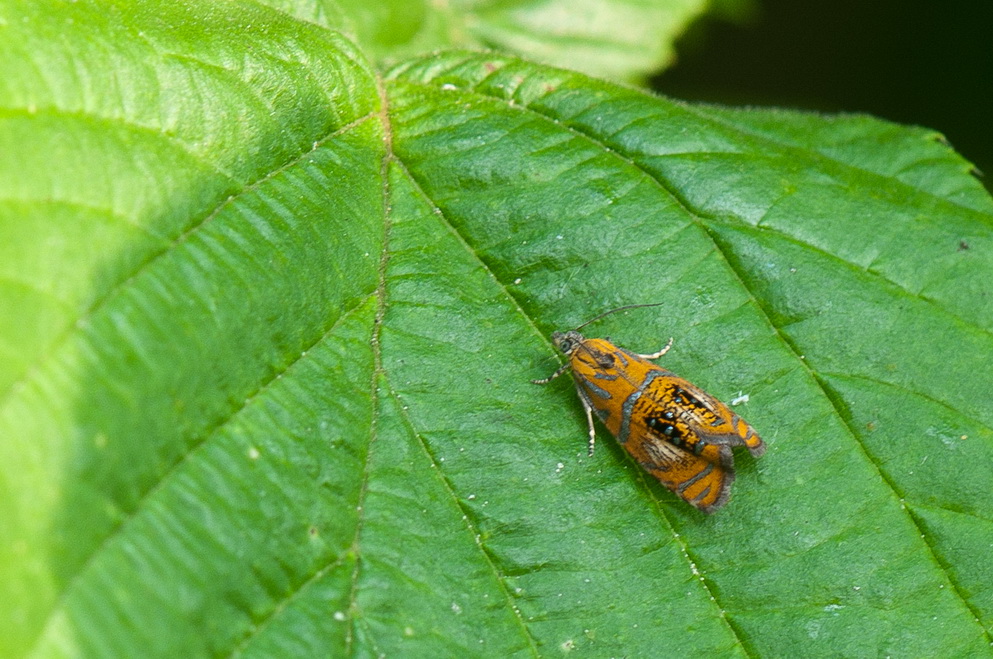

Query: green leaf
[2,4,992,658]
[260,0,710,82]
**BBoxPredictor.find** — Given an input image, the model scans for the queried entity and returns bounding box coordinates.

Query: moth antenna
[574,302,666,331]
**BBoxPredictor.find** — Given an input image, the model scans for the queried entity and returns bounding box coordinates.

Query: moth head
[551,330,585,355]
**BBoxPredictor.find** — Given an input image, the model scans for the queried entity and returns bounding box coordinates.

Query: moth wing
[627,433,734,514]
[668,377,766,457]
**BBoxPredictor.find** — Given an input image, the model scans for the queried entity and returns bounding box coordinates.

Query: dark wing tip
[748,440,767,458]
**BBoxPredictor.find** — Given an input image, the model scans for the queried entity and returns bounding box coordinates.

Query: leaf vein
[227,553,350,658]
[384,379,541,657]
[27,294,376,655]
[683,104,986,216]
[820,371,993,449]
[733,308,993,645]
[0,111,376,408]
[741,219,993,345]
[399,75,993,342]
[629,467,757,657]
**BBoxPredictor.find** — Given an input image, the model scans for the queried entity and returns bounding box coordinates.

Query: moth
[534,306,765,513]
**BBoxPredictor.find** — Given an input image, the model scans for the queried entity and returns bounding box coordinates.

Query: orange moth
[534,305,765,513]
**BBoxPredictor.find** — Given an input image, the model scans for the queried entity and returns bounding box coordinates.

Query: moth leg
[638,337,673,360]
[583,400,597,456]
[532,362,570,385]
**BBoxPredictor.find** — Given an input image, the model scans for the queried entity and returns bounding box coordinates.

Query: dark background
[653,1,992,193]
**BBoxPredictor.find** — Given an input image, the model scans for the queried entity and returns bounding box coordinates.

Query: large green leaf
[2,3,992,657]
